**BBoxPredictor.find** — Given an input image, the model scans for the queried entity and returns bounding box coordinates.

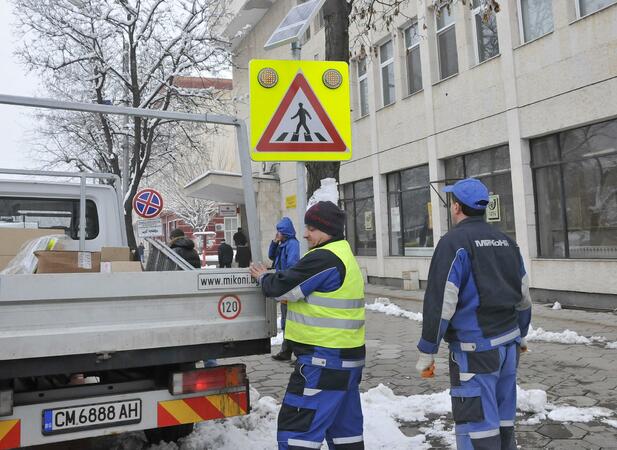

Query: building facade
[226,0,617,309]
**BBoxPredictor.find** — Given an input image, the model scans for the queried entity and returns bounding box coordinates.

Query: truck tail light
[170,364,247,395]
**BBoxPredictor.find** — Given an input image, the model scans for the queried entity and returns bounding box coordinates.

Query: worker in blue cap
[416,178,532,450]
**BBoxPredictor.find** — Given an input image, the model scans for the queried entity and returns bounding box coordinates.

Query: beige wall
[228,0,617,298]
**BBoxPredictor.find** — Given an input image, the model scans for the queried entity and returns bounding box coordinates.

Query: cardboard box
[0,228,65,255]
[101,261,143,273]
[35,251,101,274]
[0,228,65,271]
[0,255,15,272]
[100,246,131,262]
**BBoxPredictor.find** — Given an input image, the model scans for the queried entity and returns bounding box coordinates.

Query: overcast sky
[0,2,39,170]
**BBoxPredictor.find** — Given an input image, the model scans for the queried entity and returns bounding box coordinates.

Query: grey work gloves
[415,352,435,378]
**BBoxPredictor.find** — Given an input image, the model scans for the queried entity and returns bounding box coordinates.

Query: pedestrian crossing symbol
[249,59,351,161]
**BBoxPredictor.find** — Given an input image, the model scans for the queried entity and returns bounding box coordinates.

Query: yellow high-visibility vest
[285,239,365,348]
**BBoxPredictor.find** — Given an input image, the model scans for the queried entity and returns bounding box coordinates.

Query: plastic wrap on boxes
[0,235,66,275]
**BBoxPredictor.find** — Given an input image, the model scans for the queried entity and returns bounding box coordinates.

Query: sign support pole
[291,41,308,255]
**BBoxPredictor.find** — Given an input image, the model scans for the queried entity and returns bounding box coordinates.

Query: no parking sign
[133,188,164,219]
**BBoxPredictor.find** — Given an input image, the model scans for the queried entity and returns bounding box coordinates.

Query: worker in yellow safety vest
[250,201,366,450]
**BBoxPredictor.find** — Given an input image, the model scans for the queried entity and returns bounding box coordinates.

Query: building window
[577,0,617,16]
[518,0,553,43]
[379,40,395,106]
[224,215,239,245]
[531,119,617,259]
[444,145,515,239]
[357,58,369,117]
[472,0,500,62]
[340,179,376,256]
[314,8,325,31]
[387,165,433,256]
[436,4,458,80]
[404,22,423,95]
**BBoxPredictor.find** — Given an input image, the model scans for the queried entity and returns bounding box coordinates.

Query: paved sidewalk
[240,284,617,449]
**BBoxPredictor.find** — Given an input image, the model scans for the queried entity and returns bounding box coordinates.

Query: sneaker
[272,352,292,361]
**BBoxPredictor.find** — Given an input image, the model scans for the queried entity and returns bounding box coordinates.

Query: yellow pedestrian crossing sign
[249,59,351,162]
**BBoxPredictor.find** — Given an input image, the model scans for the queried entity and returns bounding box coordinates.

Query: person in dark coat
[268,217,300,361]
[217,239,234,268]
[169,228,201,269]
[233,227,247,246]
[235,244,251,268]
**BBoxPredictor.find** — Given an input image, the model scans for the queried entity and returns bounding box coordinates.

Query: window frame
[386,165,433,256]
[340,178,377,256]
[379,40,395,106]
[517,0,554,44]
[575,0,617,18]
[530,120,617,259]
[357,58,369,118]
[435,4,458,80]
[404,21,423,95]
[471,1,500,63]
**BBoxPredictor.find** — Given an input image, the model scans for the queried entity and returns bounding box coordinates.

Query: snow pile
[606,341,617,349]
[366,298,423,322]
[142,384,616,449]
[517,386,614,425]
[526,326,606,345]
[551,301,562,310]
[270,331,284,346]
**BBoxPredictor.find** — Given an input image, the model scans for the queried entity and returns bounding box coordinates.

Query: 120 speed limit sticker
[218,295,242,320]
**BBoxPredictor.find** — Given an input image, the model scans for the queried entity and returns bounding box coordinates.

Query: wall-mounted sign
[486,194,501,223]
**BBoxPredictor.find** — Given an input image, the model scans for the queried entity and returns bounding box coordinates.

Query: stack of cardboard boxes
[0,228,142,273]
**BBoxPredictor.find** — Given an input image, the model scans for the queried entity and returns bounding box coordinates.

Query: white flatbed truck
[0,95,276,448]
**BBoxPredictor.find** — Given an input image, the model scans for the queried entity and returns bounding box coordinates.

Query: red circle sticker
[218,295,242,320]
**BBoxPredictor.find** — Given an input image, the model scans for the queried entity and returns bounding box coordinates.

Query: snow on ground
[365,299,617,349]
[140,385,615,450]
[526,325,608,346]
[365,298,423,322]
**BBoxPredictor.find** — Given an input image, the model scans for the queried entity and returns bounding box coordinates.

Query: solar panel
[264,0,326,50]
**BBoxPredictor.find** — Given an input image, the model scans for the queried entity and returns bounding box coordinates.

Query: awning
[183,170,276,204]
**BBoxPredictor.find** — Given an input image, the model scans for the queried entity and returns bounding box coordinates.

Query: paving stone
[560,396,599,407]
[516,431,551,447]
[583,431,617,447]
[545,439,600,449]
[538,423,587,439]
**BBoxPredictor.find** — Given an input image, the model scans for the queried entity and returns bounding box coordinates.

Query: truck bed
[0,269,276,379]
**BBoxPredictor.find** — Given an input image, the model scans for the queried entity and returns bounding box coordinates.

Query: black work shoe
[272,352,292,361]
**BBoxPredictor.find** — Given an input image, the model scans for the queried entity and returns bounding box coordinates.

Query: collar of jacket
[310,236,345,250]
[456,216,486,227]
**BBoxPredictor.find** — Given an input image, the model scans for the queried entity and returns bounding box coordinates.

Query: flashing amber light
[258,68,278,88]
[322,69,342,89]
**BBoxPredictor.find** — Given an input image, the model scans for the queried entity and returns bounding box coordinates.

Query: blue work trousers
[277,356,364,450]
[449,342,519,450]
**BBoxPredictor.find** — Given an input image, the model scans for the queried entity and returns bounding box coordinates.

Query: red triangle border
[256,73,347,152]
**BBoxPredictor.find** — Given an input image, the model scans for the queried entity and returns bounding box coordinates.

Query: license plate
[42,399,141,435]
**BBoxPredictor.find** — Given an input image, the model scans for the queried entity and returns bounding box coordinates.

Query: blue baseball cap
[443,178,489,210]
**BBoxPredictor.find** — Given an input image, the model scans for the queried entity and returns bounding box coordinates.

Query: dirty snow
[365,298,423,322]
[131,384,616,450]
[526,325,606,346]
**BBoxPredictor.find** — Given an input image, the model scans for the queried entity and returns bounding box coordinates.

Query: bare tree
[154,119,238,232]
[12,0,232,249]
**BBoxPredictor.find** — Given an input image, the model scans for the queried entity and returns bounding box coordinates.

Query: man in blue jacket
[268,217,300,361]
[416,178,532,450]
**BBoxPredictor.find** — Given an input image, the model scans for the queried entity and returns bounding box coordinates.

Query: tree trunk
[305,0,351,199]
[124,200,138,253]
